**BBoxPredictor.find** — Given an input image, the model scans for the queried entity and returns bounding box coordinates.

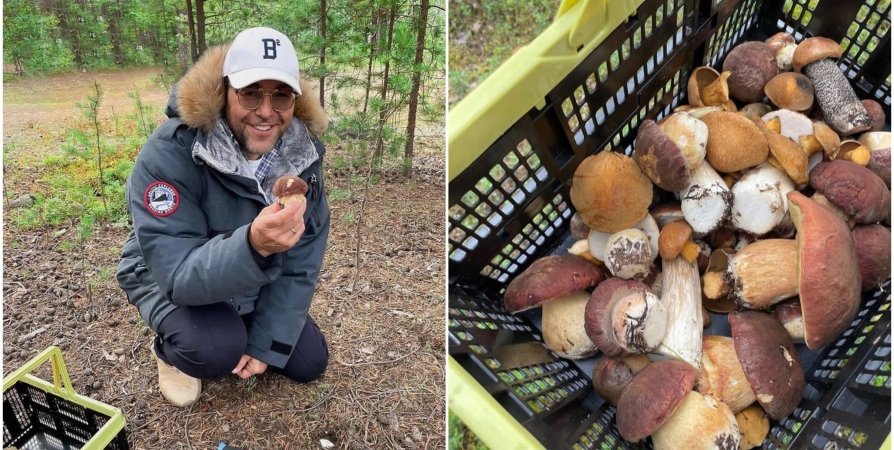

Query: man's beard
[236,126,283,157]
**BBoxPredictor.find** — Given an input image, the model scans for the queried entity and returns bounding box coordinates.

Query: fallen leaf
[320,439,335,449]
[390,310,414,318]
[102,350,117,361]
[221,424,230,432]
[359,346,375,355]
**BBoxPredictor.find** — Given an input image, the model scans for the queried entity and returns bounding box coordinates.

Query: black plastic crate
[3,347,128,450]
[447,0,891,448]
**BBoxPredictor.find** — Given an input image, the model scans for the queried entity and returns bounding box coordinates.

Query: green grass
[448,0,557,106]
[448,411,489,450]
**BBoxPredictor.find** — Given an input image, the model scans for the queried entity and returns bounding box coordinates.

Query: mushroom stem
[725,239,799,309]
[653,256,703,370]
[803,58,872,135]
[729,163,795,236]
[698,336,758,414]
[651,391,741,450]
[679,160,733,235]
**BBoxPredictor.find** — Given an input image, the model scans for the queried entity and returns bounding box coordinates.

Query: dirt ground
[2,69,446,449]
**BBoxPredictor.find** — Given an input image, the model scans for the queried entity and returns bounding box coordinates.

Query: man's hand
[249,199,307,256]
[232,354,269,379]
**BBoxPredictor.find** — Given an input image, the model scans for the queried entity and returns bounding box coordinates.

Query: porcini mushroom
[765,32,797,72]
[809,160,891,225]
[590,354,651,406]
[729,163,796,235]
[702,111,769,173]
[542,290,599,359]
[792,37,872,135]
[653,256,703,369]
[852,224,892,291]
[723,41,779,104]
[633,114,708,191]
[273,175,308,207]
[616,359,699,442]
[702,239,799,309]
[697,335,758,414]
[764,72,814,112]
[728,310,805,420]
[658,219,700,263]
[650,391,741,450]
[604,228,653,280]
[570,151,653,233]
[787,191,862,349]
[584,278,666,356]
[772,298,805,343]
[503,255,606,313]
[736,404,770,449]
[861,99,887,132]
[679,159,733,235]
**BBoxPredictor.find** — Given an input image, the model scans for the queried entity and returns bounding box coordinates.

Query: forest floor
[3,67,446,449]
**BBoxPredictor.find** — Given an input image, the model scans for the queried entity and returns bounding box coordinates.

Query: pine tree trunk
[185,0,198,62]
[196,0,206,55]
[319,0,327,108]
[403,0,430,177]
[373,3,397,163]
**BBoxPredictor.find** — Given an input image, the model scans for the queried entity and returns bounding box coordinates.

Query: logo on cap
[262,39,279,59]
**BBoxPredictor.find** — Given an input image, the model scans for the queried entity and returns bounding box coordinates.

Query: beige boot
[150,339,201,407]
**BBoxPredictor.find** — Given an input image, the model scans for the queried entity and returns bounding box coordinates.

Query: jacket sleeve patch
[144,181,180,217]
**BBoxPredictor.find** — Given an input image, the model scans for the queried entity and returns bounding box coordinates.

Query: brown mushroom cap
[503,255,606,313]
[811,121,842,159]
[728,310,805,420]
[862,99,887,132]
[809,160,891,224]
[651,202,685,229]
[688,66,725,107]
[764,72,814,111]
[616,359,699,442]
[793,37,843,73]
[658,220,693,260]
[570,151,653,233]
[702,111,769,173]
[584,277,649,357]
[570,211,591,241]
[765,32,796,55]
[634,120,692,191]
[272,175,308,205]
[852,224,892,291]
[787,191,862,350]
[590,355,652,406]
[723,41,779,103]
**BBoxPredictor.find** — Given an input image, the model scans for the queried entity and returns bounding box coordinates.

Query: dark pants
[153,302,328,383]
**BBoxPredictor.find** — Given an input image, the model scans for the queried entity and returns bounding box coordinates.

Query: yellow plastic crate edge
[448,0,644,181]
[448,356,546,449]
[3,346,127,450]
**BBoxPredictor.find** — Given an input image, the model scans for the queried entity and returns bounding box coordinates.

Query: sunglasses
[231,86,298,112]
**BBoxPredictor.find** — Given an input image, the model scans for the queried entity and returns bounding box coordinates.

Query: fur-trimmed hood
[169,43,328,137]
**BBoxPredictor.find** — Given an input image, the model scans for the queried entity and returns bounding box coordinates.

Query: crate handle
[3,346,77,399]
[557,0,643,50]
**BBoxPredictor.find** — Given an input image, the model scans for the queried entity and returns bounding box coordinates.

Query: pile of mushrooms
[501,32,890,449]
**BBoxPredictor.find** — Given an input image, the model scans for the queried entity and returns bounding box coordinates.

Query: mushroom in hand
[273,175,308,207]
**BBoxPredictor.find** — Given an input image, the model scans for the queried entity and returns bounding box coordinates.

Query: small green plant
[448,412,489,450]
[77,215,95,243]
[342,211,356,224]
[328,188,353,202]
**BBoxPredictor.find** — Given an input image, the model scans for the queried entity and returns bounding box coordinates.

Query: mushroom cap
[765,32,796,55]
[762,109,814,143]
[584,277,649,357]
[697,335,757,414]
[651,391,741,450]
[651,202,685,229]
[542,290,599,359]
[570,211,591,241]
[861,99,887,132]
[503,255,606,313]
[809,160,891,224]
[787,191,862,350]
[858,131,891,152]
[735,404,771,450]
[723,41,779,103]
[866,147,891,189]
[616,359,699,442]
[764,72,814,111]
[852,224,892,291]
[688,66,723,107]
[272,175,308,204]
[591,356,635,406]
[702,111,769,173]
[634,120,692,191]
[728,310,805,420]
[793,37,843,73]
[658,220,693,260]
[812,121,842,159]
[570,151,653,233]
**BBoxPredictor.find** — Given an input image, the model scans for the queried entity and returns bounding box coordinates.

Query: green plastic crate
[447,0,891,448]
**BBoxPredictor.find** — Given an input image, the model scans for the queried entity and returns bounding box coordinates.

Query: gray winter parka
[116,44,330,369]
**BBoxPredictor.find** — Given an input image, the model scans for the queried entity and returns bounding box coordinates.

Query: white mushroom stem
[605,288,668,354]
[652,256,703,370]
[698,336,758,414]
[730,162,795,235]
[680,160,733,234]
[651,391,741,450]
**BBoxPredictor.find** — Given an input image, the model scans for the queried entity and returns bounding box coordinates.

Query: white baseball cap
[223,27,302,95]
